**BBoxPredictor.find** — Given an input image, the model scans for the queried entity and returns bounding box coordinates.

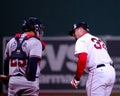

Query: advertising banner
[2,36,120,92]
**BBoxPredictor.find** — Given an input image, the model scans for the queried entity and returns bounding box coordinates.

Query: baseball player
[69,21,116,96]
[3,17,46,96]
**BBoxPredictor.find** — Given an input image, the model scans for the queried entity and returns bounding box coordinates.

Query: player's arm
[26,56,41,81]
[74,52,87,80]
[26,39,42,81]
[71,52,87,88]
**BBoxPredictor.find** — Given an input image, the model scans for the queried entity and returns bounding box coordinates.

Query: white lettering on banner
[3,36,120,92]
[66,44,77,72]
[41,44,77,72]
[40,74,73,84]
[112,57,120,63]
[45,44,68,71]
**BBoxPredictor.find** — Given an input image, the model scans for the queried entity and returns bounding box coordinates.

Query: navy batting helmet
[22,17,44,38]
[69,21,90,36]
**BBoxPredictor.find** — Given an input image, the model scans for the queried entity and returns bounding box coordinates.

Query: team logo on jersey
[22,42,27,51]
[10,41,17,51]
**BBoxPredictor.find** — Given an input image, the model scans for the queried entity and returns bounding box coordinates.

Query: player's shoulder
[7,37,16,44]
[85,33,99,40]
[27,37,42,46]
[77,33,96,43]
[78,33,90,41]
[28,37,40,42]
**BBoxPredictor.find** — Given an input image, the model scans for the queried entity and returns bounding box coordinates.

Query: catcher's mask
[22,17,44,39]
[69,21,90,36]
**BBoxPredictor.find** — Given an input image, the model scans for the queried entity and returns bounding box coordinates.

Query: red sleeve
[74,52,87,80]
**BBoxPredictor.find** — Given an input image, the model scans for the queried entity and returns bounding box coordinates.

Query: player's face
[73,27,83,39]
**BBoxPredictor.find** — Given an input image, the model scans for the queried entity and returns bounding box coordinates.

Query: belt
[97,64,114,68]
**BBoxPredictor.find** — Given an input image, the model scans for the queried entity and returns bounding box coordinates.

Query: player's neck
[80,31,88,37]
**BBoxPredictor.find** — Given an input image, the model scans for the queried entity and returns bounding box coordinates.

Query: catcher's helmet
[22,17,44,39]
[69,21,90,36]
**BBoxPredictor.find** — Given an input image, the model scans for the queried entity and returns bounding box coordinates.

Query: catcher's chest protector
[11,36,28,59]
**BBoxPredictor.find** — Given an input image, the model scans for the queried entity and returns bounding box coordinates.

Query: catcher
[3,17,46,96]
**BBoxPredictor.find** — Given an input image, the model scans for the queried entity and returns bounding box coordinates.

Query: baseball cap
[69,21,90,36]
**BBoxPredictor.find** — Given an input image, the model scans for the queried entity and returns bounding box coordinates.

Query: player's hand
[0,75,9,87]
[70,78,80,89]
[0,75,9,80]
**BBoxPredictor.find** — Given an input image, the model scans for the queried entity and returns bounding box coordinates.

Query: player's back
[6,34,42,76]
[78,33,113,70]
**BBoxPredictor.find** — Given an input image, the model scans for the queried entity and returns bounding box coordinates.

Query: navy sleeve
[26,57,40,81]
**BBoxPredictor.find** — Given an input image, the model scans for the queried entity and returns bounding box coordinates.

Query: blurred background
[0,0,120,95]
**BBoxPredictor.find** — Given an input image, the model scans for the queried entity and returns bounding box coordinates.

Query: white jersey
[4,33,42,77]
[74,33,113,72]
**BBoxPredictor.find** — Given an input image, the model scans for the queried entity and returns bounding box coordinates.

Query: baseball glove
[0,75,9,87]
